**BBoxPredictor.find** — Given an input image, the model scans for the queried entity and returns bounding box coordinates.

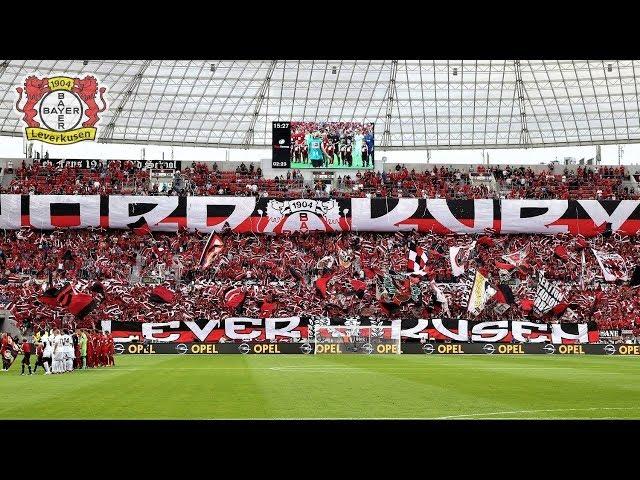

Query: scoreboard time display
[272,122,292,168]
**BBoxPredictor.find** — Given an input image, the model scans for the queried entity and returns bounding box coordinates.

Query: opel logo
[422,343,435,354]
[483,343,496,355]
[543,344,556,354]
[175,343,188,355]
[114,343,125,355]
[300,343,313,354]
[239,343,251,354]
[604,344,616,355]
[362,343,373,355]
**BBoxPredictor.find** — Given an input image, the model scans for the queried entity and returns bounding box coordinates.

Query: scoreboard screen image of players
[272,121,375,169]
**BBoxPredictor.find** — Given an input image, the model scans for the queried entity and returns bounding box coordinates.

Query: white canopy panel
[0,59,638,150]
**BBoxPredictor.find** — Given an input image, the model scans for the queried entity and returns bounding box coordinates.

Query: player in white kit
[62,329,74,372]
[52,329,64,374]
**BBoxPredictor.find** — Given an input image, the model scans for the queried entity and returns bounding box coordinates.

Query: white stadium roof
[1,59,639,150]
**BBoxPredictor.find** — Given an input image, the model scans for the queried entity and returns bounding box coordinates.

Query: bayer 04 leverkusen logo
[15,75,107,145]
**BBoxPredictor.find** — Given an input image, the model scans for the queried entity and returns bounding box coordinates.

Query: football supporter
[2,217,640,343]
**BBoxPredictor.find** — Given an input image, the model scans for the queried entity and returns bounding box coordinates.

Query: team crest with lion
[15,75,108,145]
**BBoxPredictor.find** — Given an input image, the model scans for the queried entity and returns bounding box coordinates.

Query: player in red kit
[100,333,109,367]
[86,332,95,368]
[1,333,8,371]
[107,333,115,367]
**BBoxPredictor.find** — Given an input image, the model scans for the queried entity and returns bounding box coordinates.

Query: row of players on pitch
[1,330,115,375]
[291,133,374,168]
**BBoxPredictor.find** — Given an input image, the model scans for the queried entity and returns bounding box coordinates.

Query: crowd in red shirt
[0,228,639,340]
[4,161,636,200]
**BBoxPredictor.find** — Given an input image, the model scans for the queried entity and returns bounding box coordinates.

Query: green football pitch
[1,354,639,419]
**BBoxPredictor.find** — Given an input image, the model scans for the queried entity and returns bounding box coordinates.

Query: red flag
[260,300,278,318]
[350,278,367,299]
[554,245,569,261]
[576,237,590,249]
[495,261,516,271]
[150,286,175,304]
[315,273,333,298]
[520,298,534,313]
[552,302,569,315]
[199,233,224,269]
[350,278,367,292]
[477,236,495,247]
[224,287,246,309]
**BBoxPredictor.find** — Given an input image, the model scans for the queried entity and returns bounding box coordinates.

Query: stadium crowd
[3,160,636,200]
[0,227,639,342]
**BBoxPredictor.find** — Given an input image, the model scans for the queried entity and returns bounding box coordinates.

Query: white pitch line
[84,366,634,373]
[436,407,640,419]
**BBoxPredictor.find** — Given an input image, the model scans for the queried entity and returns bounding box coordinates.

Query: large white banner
[5,196,640,235]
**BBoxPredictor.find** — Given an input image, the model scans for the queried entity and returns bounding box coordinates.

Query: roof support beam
[243,60,277,145]
[514,60,531,146]
[98,60,152,143]
[381,60,398,147]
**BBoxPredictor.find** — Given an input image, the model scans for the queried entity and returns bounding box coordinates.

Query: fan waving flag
[493,283,515,315]
[467,269,496,316]
[407,241,428,276]
[199,232,224,269]
[503,243,530,267]
[224,287,246,310]
[450,241,476,277]
[592,248,629,282]
[128,217,152,236]
[533,272,563,316]
[38,283,96,318]
[315,273,334,298]
[149,286,176,304]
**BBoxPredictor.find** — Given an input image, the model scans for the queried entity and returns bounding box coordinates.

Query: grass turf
[1,354,639,419]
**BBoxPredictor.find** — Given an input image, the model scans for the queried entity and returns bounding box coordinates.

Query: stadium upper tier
[1,160,637,200]
[2,60,640,149]
[1,230,637,338]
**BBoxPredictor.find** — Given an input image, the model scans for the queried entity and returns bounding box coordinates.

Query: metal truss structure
[1,59,639,150]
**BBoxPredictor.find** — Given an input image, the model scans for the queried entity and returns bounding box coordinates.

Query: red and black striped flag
[128,217,152,235]
[494,283,515,305]
[38,283,96,318]
[50,203,81,227]
[407,241,428,276]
